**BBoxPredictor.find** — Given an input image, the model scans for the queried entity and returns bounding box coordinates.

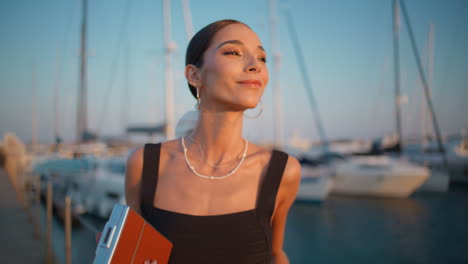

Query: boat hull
[331,156,429,198]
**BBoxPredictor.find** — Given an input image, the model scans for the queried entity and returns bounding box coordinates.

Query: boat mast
[181,0,194,41]
[426,22,434,143]
[31,60,37,148]
[392,0,403,153]
[421,22,434,148]
[398,0,448,167]
[163,0,175,140]
[269,0,284,148]
[54,51,62,144]
[77,0,88,142]
[284,6,329,153]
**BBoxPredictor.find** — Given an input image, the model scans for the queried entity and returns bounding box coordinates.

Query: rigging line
[96,0,134,137]
[399,0,449,168]
[418,27,431,142]
[283,5,329,153]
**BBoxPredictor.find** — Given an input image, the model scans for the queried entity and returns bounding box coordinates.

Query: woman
[125,19,301,264]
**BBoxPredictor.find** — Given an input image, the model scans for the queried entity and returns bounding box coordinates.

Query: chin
[245,100,260,109]
[219,94,261,111]
[234,95,259,109]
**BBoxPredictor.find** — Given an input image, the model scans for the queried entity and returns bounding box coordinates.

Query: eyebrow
[216,40,265,51]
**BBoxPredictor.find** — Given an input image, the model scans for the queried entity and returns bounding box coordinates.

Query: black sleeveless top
[140,143,288,264]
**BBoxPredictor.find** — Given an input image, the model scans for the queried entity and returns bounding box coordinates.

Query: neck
[187,110,245,164]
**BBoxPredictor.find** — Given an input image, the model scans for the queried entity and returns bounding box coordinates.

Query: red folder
[94,204,172,264]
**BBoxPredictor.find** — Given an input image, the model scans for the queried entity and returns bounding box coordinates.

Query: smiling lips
[237,80,262,89]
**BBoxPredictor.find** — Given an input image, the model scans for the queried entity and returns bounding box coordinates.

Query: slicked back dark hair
[185,19,249,98]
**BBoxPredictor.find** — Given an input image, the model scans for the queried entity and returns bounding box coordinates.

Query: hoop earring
[196,88,201,110]
[244,100,263,119]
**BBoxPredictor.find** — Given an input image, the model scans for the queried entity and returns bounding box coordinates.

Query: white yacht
[82,156,126,219]
[331,155,429,198]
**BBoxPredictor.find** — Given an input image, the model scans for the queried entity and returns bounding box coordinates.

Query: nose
[245,55,262,73]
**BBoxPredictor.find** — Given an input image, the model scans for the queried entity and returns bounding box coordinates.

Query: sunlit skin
[195,36,269,112]
[125,23,301,264]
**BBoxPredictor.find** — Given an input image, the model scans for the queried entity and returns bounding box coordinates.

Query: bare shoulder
[127,145,144,168]
[157,139,183,171]
[124,140,181,213]
[276,150,301,206]
[125,145,145,213]
[282,154,301,187]
[247,143,301,187]
[125,145,147,186]
[246,142,274,166]
[126,139,180,168]
[159,138,182,156]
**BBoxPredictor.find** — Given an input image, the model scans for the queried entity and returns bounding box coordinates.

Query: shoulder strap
[141,143,161,211]
[256,150,289,221]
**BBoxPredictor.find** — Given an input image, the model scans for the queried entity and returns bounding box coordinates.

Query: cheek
[203,60,236,86]
[263,68,270,85]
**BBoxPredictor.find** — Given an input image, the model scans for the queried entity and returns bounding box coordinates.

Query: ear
[185,64,202,89]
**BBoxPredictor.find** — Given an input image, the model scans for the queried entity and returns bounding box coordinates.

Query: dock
[0,169,47,263]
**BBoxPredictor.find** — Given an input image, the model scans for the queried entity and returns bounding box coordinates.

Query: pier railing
[19,172,91,264]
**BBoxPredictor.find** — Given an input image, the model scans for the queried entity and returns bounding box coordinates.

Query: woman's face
[196,23,269,111]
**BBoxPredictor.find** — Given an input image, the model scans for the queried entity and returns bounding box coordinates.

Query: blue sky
[1,0,467,145]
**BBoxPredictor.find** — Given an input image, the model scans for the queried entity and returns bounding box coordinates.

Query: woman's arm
[124,146,144,215]
[125,148,159,264]
[270,156,301,264]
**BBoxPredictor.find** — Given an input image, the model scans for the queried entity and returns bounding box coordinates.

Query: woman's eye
[259,57,267,63]
[223,50,241,56]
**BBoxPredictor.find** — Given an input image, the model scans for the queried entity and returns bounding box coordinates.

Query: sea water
[285,184,468,264]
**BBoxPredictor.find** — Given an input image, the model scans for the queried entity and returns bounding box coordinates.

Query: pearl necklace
[181,136,248,180]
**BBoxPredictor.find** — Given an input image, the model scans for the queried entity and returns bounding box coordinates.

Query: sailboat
[390,0,466,188]
[286,0,432,199]
[331,155,429,197]
[329,0,433,198]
